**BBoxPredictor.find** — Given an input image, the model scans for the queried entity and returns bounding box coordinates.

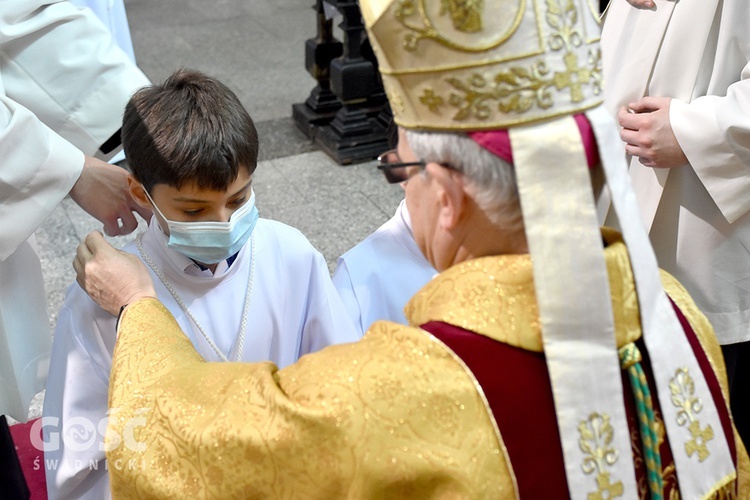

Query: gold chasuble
[107,230,748,498]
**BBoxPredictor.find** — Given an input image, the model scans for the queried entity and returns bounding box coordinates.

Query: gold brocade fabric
[107,301,513,498]
[406,228,643,353]
[107,229,748,498]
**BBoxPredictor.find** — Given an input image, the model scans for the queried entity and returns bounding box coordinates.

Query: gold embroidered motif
[420,88,445,112]
[412,0,601,121]
[578,413,625,500]
[384,79,406,114]
[393,0,524,52]
[440,0,484,32]
[669,367,714,462]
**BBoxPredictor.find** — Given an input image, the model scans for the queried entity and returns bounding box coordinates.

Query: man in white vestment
[69,0,136,63]
[601,0,750,444]
[43,69,359,500]
[0,0,150,422]
[69,0,138,165]
[333,199,436,335]
[333,122,436,334]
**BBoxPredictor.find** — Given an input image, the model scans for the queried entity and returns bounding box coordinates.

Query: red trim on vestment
[421,320,570,499]
[422,298,736,498]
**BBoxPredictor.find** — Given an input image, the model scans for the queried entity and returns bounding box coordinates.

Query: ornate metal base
[293,0,390,165]
[314,115,389,165]
[292,89,340,139]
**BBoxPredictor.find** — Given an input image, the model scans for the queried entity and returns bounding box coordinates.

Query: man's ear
[127,175,151,210]
[435,168,467,231]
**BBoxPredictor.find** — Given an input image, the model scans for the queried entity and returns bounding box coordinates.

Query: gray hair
[405,130,523,232]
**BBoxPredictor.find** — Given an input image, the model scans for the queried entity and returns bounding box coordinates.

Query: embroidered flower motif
[578,413,625,499]
[669,367,714,462]
[420,88,445,112]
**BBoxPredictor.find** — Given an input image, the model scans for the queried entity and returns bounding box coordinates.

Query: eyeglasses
[376,150,426,184]
[377,150,460,184]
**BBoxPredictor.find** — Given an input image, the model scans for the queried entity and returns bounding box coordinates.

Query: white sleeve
[0,0,150,153]
[670,62,750,224]
[298,251,361,357]
[331,258,366,337]
[43,286,114,500]
[0,93,83,260]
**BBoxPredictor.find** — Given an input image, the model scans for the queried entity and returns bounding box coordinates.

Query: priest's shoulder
[282,319,477,396]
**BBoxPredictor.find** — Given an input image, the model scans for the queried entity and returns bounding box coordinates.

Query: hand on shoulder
[73,231,156,316]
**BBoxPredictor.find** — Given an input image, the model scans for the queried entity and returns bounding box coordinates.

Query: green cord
[619,343,664,499]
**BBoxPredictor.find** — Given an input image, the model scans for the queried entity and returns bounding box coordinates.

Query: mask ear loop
[141,186,172,234]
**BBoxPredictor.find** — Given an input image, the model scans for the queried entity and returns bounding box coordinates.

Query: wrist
[116,294,158,328]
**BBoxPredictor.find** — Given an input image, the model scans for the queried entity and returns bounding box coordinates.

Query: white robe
[0,0,149,421]
[69,0,136,63]
[332,200,436,336]
[43,217,360,500]
[601,0,750,345]
[68,0,138,164]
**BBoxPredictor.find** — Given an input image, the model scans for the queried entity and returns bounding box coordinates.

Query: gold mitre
[361,0,604,130]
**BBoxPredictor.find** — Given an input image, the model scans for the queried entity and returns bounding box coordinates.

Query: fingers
[619,107,655,165]
[617,106,639,130]
[73,231,148,316]
[102,207,148,237]
[102,219,121,237]
[74,231,102,288]
[627,96,669,114]
[624,143,644,159]
[627,99,651,113]
[626,0,654,8]
[84,230,106,253]
[624,144,656,166]
[620,128,652,149]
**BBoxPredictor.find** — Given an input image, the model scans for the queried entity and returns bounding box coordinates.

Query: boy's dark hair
[122,68,259,192]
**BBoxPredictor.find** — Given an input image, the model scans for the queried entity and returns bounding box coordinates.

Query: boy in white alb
[42,69,359,499]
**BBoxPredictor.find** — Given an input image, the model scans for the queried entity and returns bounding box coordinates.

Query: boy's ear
[127,175,151,210]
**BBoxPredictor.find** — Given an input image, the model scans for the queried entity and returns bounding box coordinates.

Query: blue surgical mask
[144,187,259,264]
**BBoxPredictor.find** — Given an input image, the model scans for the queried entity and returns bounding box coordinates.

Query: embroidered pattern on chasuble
[407,230,742,499]
[106,298,513,498]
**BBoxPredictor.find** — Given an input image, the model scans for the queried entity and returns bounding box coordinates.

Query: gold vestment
[107,230,748,498]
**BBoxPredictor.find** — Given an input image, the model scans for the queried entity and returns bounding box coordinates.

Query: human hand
[617,96,688,168]
[625,0,655,9]
[73,231,157,316]
[69,156,152,237]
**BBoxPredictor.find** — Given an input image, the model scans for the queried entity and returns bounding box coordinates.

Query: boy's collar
[191,252,239,272]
